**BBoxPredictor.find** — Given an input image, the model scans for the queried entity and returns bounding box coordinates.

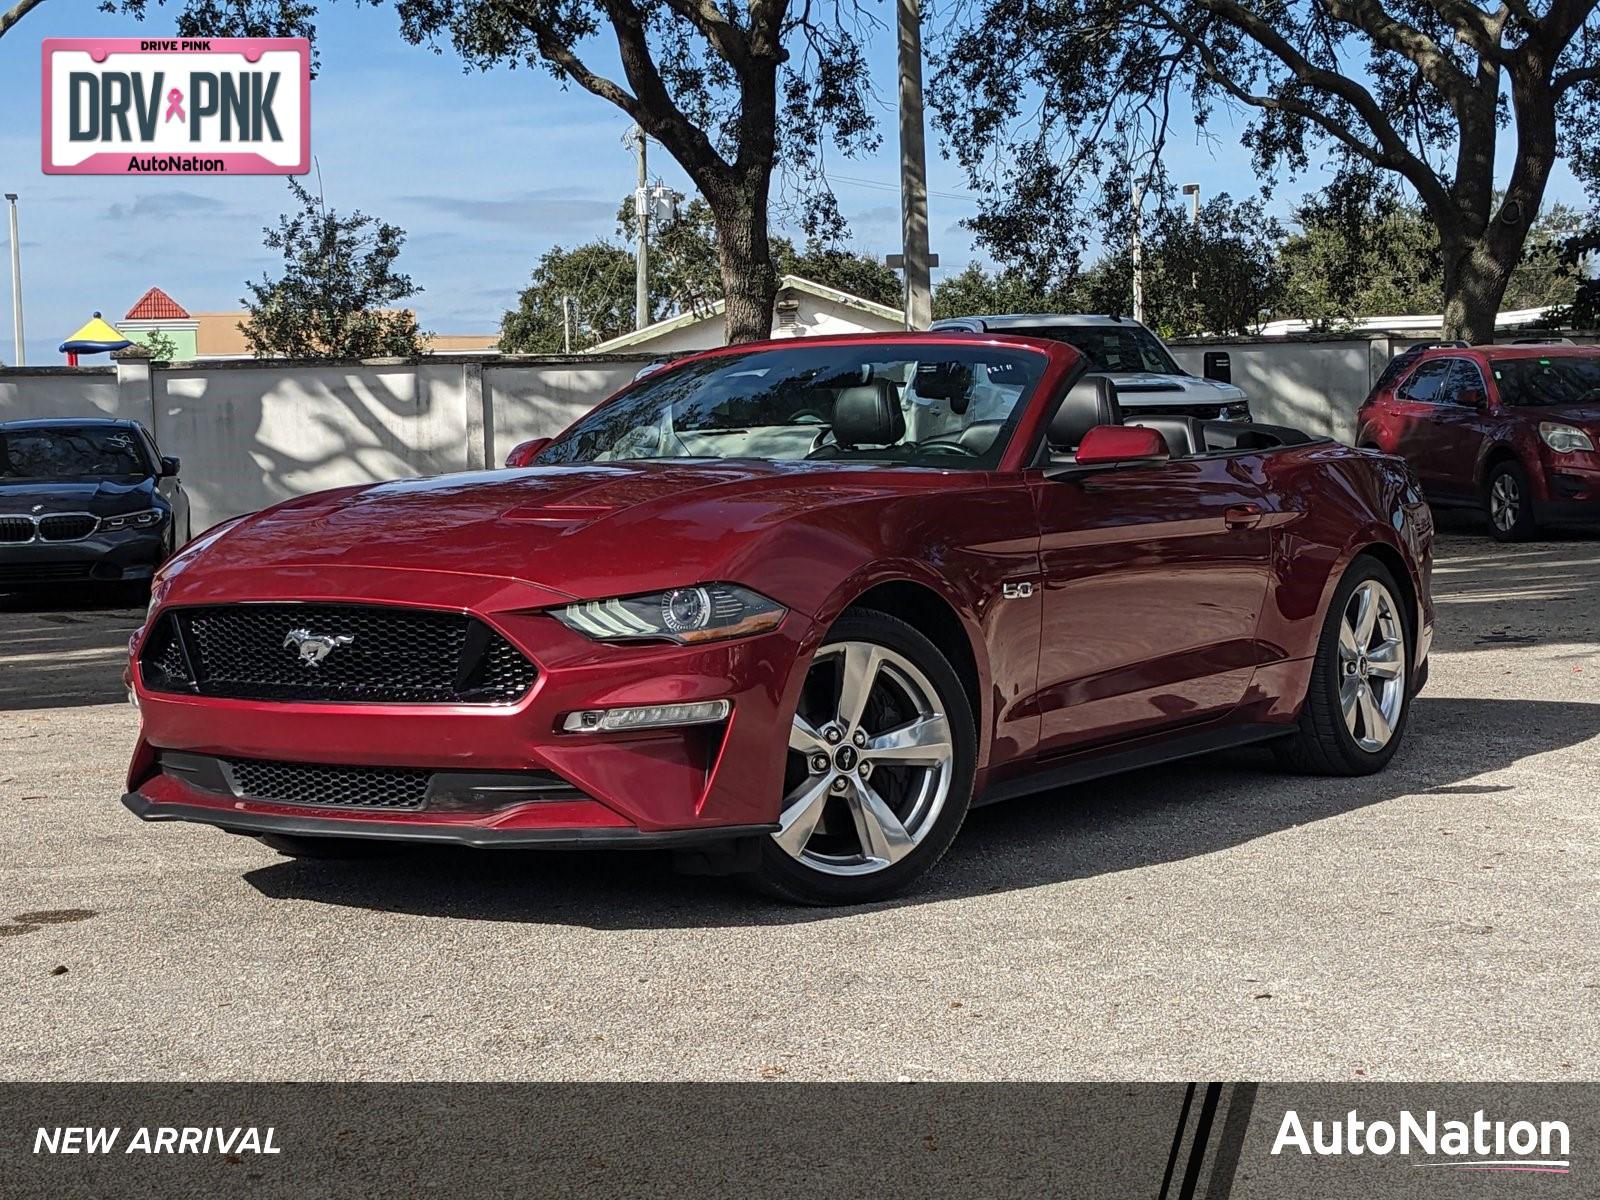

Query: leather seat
[1047,375,1122,454]
[832,380,905,447]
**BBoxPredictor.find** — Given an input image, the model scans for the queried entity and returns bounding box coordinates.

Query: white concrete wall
[487,360,641,466]
[154,362,475,529]
[0,368,124,422]
[1168,338,1383,442]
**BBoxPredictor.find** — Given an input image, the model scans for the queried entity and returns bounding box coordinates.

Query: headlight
[554,584,786,644]
[101,508,165,531]
[1224,401,1251,421]
[1540,422,1595,453]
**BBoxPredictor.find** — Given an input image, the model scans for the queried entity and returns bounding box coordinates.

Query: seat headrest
[833,380,905,448]
[1047,375,1121,450]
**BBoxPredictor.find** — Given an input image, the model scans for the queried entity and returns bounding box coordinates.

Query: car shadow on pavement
[242,695,1600,930]
[0,590,146,711]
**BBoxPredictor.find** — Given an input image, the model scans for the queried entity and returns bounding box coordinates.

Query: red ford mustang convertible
[125,333,1434,903]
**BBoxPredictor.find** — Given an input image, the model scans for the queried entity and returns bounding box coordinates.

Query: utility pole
[896,0,933,330]
[1130,179,1145,324]
[627,126,649,331]
[561,294,573,354]
[4,194,23,366]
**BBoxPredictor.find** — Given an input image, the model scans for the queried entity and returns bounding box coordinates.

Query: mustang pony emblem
[283,629,355,667]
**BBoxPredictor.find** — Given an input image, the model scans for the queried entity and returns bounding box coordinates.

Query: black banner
[0,1084,1590,1198]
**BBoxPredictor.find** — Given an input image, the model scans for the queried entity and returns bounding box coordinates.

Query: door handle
[1224,503,1264,530]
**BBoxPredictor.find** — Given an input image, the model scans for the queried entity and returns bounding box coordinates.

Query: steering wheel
[788,409,829,425]
[915,435,983,457]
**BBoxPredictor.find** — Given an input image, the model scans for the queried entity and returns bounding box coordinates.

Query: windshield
[0,426,152,480]
[1009,325,1181,374]
[1491,355,1600,408]
[538,343,1048,469]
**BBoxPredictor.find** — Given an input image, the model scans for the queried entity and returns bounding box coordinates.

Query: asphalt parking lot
[2,523,1597,1082]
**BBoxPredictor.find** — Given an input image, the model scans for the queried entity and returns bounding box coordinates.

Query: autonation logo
[1272,1108,1571,1174]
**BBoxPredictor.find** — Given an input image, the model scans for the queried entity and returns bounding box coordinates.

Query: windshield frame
[536,339,1054,472]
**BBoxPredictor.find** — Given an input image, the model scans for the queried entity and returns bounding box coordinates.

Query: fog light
[561,699,731,733]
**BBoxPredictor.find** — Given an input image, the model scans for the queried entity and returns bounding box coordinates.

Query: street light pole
[1182,182,1201,226]
[896,0,933,330]
[627,126,649,331]
[1130,179,1145,324]
[4,193,23,366]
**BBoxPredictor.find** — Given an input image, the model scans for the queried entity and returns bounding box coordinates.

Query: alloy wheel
[775,640,954,876]
[1336,579,1406,753]
[1490,473,1520,532]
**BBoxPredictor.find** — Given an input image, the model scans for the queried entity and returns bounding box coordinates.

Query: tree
[1098,192,1285,334]
[3,0,317,46]
[933,192,1282,334]
[1278,176,1445,327]
[392,0,879,344]
[241,179,428,359]
[614,194,902,316]
[1277,174,1584,326]
[933,0,1600,343]
[499,242,642,353]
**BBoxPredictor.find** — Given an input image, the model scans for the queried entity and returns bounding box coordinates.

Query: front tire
[750,611,976,905]
[1486,459,1537,542]
[1275,557,1412,776]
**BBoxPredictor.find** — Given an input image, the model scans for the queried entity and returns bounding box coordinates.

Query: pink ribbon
[164,88,185,123]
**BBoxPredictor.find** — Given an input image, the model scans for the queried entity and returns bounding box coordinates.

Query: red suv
[1357,343,1600,540]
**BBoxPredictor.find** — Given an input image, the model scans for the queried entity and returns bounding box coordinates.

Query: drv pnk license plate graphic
[41,38,310,175]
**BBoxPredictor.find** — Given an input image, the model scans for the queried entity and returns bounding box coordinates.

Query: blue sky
[0,4,1587,365]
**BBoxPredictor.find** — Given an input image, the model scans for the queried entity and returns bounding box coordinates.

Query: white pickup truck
[929,313,1253,422]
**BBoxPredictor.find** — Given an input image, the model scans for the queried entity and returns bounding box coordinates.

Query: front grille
[159,752,590,813]
[0,563,96,583]
[38,514,97,542]
[228,758,430,810]
[0,517,33,543]
[139,603,537,704]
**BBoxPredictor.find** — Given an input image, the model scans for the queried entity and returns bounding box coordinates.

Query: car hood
[1105,371,1248,406]
[0,476,157,515]
[1529,403,1600,428]
[176,460,935,604]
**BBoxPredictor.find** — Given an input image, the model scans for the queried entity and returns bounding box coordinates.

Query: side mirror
[159,456,180,477]
[1203,351,1232,384]
[505,437,551,468]
[1457,388,1486,409]
[1073,425,1169,466]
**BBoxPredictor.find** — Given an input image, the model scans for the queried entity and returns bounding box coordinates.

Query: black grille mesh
[140,604,536,704]
[0,517,33,544]
[38,514,97,541]
[227,758,430,810]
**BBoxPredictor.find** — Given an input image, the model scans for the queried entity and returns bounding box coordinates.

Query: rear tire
[749,610,976,905]
[258,834,400,860]
[1274,556,1413,777]
[1485,459,1537,542]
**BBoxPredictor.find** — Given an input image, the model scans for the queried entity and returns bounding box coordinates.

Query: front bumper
[124,564,815,844]
[0,527,166,587]
[121,790,777,848]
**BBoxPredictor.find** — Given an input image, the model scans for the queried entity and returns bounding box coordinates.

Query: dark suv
[1356,344,1600,540]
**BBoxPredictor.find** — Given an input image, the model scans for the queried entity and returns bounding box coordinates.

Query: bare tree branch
[0,0,48,40]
